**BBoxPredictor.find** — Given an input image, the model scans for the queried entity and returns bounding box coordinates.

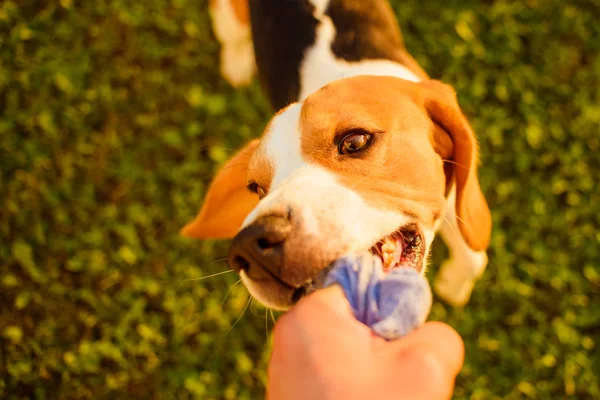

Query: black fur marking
[249,0,410,111]
[326,0,406,62]
[249,0,319,110]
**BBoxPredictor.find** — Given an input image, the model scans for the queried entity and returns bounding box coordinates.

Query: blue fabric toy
[323,252,432,340]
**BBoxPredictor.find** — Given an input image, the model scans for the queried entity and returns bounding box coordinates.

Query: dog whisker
[182,269,233,282]
[453,213,468,227]
[225,296,252,335]
[179,258,230,282]
[443,215,461,242]
[441,158,469,170]
[221,278,243,306]
[250,297,260,315]
[265,308,269,338]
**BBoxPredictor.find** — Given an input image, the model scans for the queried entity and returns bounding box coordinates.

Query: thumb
[386,321,465,378]
[295,284,353,318]
[276,284,361,340]
[285,284,353,322]
[271,285,357,356]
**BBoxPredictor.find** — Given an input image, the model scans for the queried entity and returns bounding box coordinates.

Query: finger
[388,346,457,400]
[271,285,373,357]
[386,322,464,377]
[280,285,355,331]
[268,285,363,399]
[271,286,347,348]
[297,285,352,314]
[372,323,463,400]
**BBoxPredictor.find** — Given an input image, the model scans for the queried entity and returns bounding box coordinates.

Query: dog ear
[181,140,260,239]
[421,80,491,251]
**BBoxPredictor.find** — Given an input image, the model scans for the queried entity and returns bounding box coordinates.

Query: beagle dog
[183,0,492,309]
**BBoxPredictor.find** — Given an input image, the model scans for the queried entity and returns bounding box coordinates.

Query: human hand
[267,285,464,400]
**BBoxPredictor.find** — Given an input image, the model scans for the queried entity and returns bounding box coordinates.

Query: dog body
[186,0,492,308]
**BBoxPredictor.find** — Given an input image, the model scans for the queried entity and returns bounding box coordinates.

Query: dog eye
[247,182,267,199]
[339,131,372,155]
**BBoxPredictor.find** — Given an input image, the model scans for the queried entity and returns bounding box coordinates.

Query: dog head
[182,76,491,309]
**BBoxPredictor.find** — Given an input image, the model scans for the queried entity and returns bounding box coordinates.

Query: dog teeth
[382,251,394,271]
[381,236,396,252]
[377,236,399,272]
[381,242,395,253]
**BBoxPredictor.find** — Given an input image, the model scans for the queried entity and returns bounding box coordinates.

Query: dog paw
[220,41,256,88]
[434,269,475,307]
[433,252,488,307]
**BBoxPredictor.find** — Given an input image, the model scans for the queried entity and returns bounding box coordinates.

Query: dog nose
[228,214,292,280]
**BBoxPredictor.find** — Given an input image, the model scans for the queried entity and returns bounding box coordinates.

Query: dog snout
[228,214,292,281]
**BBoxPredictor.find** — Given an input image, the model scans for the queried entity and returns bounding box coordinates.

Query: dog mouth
[370,223,426,273]
[291,224,426,303]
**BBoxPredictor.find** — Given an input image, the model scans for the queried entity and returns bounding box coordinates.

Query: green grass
[1,0,598,398]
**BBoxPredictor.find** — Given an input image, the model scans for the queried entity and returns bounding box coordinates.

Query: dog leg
[209,0,255,87]
[434,187,488,307]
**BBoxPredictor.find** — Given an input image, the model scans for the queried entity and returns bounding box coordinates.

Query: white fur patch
[246,164,413,251]
[243,105,431,276]
[264,104,306,189]
[300,0,421,99]
[434,186,489,306]
[309,0,330,17]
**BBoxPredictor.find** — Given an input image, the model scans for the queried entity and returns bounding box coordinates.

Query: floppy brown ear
[421,80,491,251]
[181,140,260,239]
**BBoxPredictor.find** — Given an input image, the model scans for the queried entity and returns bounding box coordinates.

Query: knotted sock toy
[322,252,432,340]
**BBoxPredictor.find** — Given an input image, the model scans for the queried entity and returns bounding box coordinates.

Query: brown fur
[297,76,491,250]
[187,76,491,252]
[299,78,446,228]
[181,140,261,239]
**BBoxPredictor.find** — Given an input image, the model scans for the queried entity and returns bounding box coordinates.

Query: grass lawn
[1,0,599,398]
